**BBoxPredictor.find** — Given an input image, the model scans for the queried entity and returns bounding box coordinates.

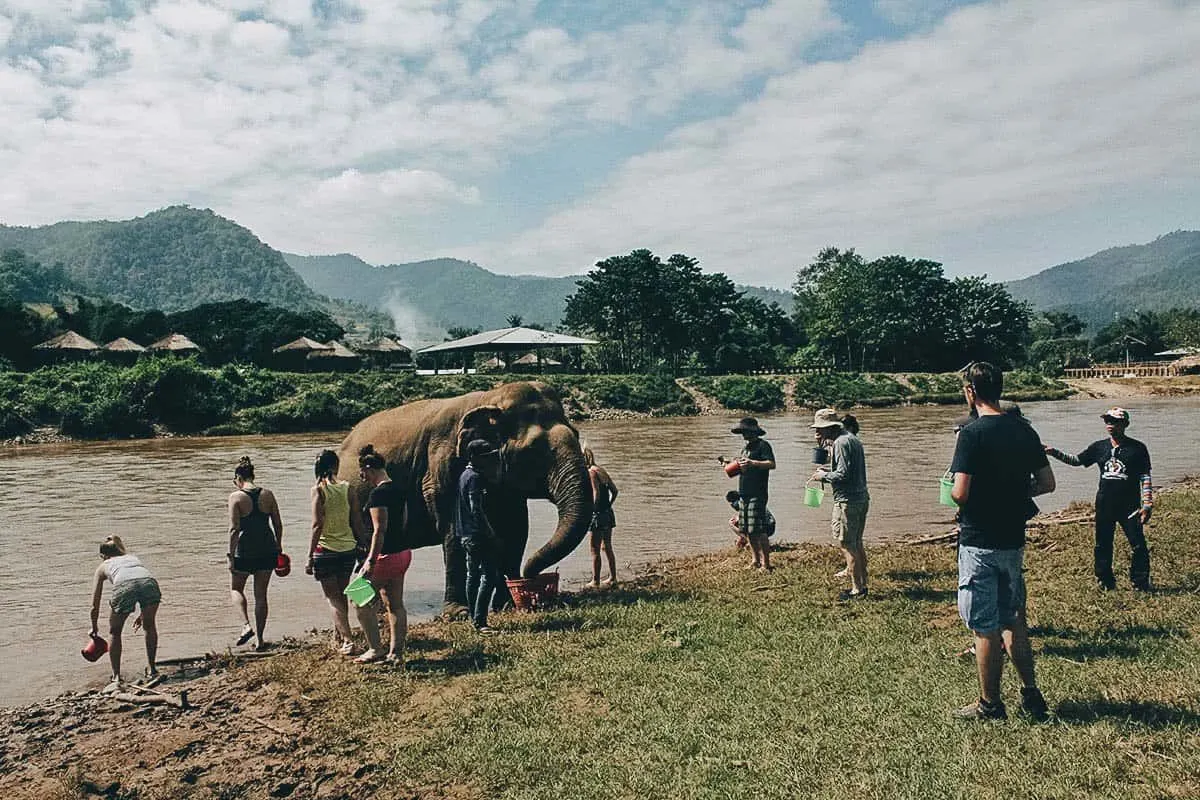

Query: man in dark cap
[1044,407,1153,591]
[455,438,504,632]
[724,417,776,570]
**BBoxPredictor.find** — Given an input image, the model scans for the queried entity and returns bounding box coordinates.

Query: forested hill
[1005,231,1200,330]
[0,207,321,312]
[285,252,794,330]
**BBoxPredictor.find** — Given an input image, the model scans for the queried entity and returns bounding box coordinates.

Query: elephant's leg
[486,494,529,610]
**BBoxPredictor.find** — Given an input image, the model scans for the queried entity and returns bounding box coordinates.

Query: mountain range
[3,206,1197,339]
[1005,230,1200,330]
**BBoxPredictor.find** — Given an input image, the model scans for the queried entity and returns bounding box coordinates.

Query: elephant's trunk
[521,426,592,577]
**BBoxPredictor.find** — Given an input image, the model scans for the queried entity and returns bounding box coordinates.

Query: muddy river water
[2,396,1198,706]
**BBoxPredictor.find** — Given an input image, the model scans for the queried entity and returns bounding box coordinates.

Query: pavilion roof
[418,327,595,355]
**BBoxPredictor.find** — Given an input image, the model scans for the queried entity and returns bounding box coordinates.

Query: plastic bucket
[81,634,108,663]
[803,484,823,508]
[723,461,741,478]
[939,477,956,507]
[344,574,377,607]
[274,552,291,578]
[505,573,560,612]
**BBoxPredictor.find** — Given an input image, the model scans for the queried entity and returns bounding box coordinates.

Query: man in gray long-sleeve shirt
[810,408,870,600]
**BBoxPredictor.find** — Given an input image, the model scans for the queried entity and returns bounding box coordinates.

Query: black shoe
[954,698,1007,721]
[1132,582,1154,593]
[1019,687,1049,722]
[1097,580,1116,591]
[837,589,868,602]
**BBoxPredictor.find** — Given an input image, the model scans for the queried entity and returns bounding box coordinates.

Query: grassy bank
[10,486,1198,799]
[0,362,697,440]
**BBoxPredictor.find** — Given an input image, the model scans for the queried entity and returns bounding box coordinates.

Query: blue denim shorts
[957,545,1026,635]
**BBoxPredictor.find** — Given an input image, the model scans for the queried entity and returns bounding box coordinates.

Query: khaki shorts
[832,498,869,549]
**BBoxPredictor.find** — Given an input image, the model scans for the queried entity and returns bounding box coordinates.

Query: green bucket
[344,574,377,607]
[804,484,823,508]
[939,477,956,507]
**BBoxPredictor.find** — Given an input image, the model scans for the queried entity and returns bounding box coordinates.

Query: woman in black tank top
[226,457,284,650]
[584,447,619,589]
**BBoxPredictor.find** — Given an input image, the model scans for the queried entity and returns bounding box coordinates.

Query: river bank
[4,482,1198,800]
[1,361,1076,445]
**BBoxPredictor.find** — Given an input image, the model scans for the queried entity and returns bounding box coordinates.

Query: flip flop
[236,625,254,646]
[354,649,384,664]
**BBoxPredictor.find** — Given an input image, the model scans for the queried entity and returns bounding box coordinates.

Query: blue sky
[1,0,1197,289]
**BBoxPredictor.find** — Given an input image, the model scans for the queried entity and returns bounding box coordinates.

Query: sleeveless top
[235,487,278,559]
[317,481,357,553]
[102,554,152,586]
[591,468,614,513]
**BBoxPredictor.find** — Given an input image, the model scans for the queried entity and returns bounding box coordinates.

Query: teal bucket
[344,574,377,607]
[939,477,956,507]
[804,484,823,508]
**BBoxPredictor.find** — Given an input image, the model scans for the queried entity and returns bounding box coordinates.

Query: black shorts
[233,553,277,574]
[312,548,357,582]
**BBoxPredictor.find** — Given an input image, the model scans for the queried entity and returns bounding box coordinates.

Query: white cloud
[477,0,1200,284]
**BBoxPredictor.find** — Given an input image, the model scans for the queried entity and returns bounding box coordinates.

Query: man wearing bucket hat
[723,417,776,570]
[810,409,870,601]
[949,361,1056,722]
[1044,407,1153,591]
[456,438,505,633]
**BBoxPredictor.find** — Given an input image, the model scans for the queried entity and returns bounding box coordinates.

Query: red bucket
[723,460,741,478]
[505,573,560,612]
[81,634,108,663]
[275,552,291,577]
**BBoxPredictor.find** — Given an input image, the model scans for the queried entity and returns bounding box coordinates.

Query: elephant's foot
[437,602,470,622]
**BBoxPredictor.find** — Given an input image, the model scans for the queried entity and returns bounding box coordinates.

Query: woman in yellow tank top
[307,449,361,655]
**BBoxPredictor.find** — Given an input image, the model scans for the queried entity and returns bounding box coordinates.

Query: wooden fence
[1063,362,1180,379]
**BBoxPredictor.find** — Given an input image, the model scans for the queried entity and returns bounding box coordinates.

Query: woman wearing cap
[227,456,284,650]
[356,444,412,663]
[308,449,359,655]
[722,417,776,570]
[810,408,870,601]
[90,535,162,693]
[1044,407,1153,591]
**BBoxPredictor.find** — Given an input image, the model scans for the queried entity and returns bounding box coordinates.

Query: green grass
[688,375,786,411]
[237,487,1200,800]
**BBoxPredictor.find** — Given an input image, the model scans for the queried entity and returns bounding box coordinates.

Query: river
[2,396,1198,706]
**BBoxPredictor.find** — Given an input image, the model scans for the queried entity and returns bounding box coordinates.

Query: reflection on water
[1,395,1197,705]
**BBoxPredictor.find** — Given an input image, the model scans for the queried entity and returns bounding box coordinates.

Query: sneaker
[475,626,497,635]
[953,698,1007,721]
[837,589,868,602]
[1097,579,1116,591]
[1019,687,1049,722]
[833,567,849,579]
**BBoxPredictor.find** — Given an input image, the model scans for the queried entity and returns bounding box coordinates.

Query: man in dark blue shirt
[456,439,503,632]
[949,362,1056,722]
[1045,407,1153,591]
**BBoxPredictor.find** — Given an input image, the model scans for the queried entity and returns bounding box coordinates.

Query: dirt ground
[1064,375,1200,399]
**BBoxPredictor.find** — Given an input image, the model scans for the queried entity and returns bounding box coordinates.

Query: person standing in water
[308,449,360,655]
[227,456,283,650]
[90,535,162,693]
[1044,407,1153,591]
[356,444,412,664]
[584,446,620,588]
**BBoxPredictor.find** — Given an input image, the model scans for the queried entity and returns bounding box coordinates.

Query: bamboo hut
[357,336,413,370]
[307,340,362,372]
[1171,354,1200,375]
[479,355,507,372]
[148,333,203,358]
[33,330,100,363]
[272,336,334,371]
[101,337,147,365]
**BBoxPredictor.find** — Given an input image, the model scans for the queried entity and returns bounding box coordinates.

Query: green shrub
[125,358,236,431]
[691,376,784,412]
[791,373,910,408]
[237,389,368,433]
[60,396,153,438]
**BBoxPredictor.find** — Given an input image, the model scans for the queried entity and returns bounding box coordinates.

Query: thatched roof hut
[306,340,361,372]
[1171,354,1200,375]
[511,352,562,367]
[34,331,100,352]
[479,356,507,371]
[357,336,413,369]
[273,336,334,355]
[103,337,146,353]
[148,333,203,354]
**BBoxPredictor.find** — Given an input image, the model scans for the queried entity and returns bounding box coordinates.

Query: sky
[1,0,1198,289]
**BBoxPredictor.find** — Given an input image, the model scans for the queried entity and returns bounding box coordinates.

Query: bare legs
[974,612,1039,705]
[108,610,128,683]
[319,573,353,647]
[107,603,159,685]
[230,570,272,648]
[588,530,617,586]
[840,545,868,594]
[355,575,406,663]
[749,535,771,570]
[140,603,159,675]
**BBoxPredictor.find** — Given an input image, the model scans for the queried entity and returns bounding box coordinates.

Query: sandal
[354,649,384,664]
[236,624,254,646]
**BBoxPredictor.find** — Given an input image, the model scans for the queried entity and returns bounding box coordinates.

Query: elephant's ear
[456,404,504,457]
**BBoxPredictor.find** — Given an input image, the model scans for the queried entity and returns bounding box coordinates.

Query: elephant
[336,380,594,614]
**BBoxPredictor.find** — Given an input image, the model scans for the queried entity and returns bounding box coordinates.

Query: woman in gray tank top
[90,535,162,693]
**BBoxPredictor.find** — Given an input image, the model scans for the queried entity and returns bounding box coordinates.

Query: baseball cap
[1101,407,1130,424]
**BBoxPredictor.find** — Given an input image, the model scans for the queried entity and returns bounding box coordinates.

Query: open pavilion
[417,327,596,374]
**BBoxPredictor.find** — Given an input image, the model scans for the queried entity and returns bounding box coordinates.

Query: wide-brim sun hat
[810,408,842,429]
[731,417,766,436]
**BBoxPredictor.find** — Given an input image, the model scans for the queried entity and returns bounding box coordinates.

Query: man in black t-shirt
[948,362,1055,722]
[722,417,776,571]
[1045,407,1153,591]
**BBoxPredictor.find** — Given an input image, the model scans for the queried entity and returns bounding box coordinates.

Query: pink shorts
[370,550,412,582]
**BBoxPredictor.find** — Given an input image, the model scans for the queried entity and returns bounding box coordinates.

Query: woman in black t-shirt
[354,444,412,664]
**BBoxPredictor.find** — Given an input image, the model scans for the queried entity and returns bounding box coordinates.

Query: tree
[1091,312,1168,363]
[505,314,523,328]
[55,296,168,345]
[445,326,482,341]
[166,299,344,365]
